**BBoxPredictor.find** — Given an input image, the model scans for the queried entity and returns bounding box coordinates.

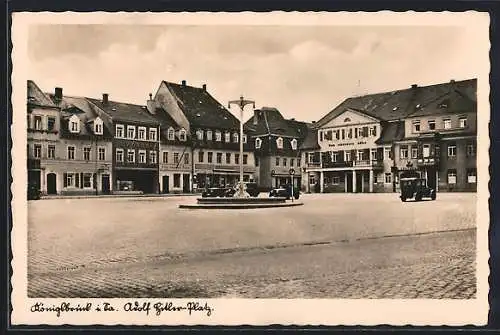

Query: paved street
[28,193,476,298]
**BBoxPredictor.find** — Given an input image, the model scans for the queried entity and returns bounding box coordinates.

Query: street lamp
[228,96,255,198]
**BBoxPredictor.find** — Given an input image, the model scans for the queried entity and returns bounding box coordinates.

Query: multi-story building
[245,107,310,190]
[301,78,477,193]
[146,94,193,193]
[86,95,161,194]
[151,80,256,190]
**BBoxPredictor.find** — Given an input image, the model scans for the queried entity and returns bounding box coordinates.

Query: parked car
[225,182,260,197]
[201,186,231,198]
[399,177,436,202]
[27,183,41,200]
[269,184,300,200]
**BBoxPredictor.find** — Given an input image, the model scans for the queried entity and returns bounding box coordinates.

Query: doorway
[101,174,110,194]
[346,173,353,193]
[427,167,437,189]
[355,172,363,193]
[183,174,190,193]
[47,173,57,195]
[162,175,170,194]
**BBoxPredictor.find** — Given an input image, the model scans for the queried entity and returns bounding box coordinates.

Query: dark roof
[87,98,160,126]
[27,80,57,108]
[316,79,477,127]
[299,128,320,150]
[376,121,405,145]
[245,107,309,139]
[163,81,240,129]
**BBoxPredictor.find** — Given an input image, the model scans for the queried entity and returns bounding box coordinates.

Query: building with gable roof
[302,78,477,193]
[150,80,256,190]
[244,107,310,189]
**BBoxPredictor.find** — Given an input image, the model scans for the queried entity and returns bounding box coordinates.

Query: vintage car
[225,182,260,197]
[399,177,436,202]
[201,186,231,198]
[27,183,41,200]
[269,184,300,200]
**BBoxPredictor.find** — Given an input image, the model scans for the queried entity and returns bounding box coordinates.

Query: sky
[28,24,480,123]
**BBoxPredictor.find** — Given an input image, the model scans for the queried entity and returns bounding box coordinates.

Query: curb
[40,193,201,200]
[178,201,304,209]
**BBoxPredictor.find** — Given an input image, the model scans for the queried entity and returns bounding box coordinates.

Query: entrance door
[183,174,190,193]
[356,172,363,193]
[162,175,170,193]
[101,174,110,194]
[427,167,437,189]
[346,173,353,192]
[47,173,57,195]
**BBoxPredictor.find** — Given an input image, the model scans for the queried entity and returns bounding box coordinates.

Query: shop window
[467,169,477,183]
[447,169,457,184]
[332,176,340,185]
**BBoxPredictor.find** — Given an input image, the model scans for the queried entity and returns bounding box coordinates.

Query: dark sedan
[201,187,231,198]
[269,184,300,200]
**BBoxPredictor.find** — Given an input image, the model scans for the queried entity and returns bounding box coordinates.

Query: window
[174,153,179,164]
[215,131,222,142]
[127,125,136,139]
[116,148,124,162]
[297,158,301,167]
[67,146,75,160]
[83,147,91,161]
[276,137,284,149]
[275,157,280,166]
[411,146,418,159]
[428,120,436,130]
[283,158,287,167]
[369,127,377,137]
[255,157,259,167]
[34,144,41,158]
[98,147,105,161]
[127,149,135,163]
[167,127,175,141]
[116,124,124,138]
[332,176,340,185]
[163,151,169,163]
[459,117,467,128]
[224,132,231,143]
[400,146,409,159]
[384,147,391,159]
[385,173,392,184]
[138,150,146,163]
[331,152,338,162]
[290,158,295,166]
[357,150,365,161]
[467,143,476,156]
[137,127,146,140]
[447,144,457,157]
[444,119,452,129]
[94,121,103,135]
[47,117,56,131]
[83,173,93,188]
[206,130,213,141]
[243,134,247,143]
[370,149,377,161]
[308,153,314,163]
[179,129,187,141]
[309,175,316,185]
[423,144,430,158]
[226,153,231,164]
[347,128,353,139]
[208,152,213,163]
[150,151,157,164]
[345,151,351,161]
[48,145,55,159]
[233,133,239,143]
[216,153,222,164]
[291,138,298,150]
[34,116,42,130]
[255,137,262,149]
[448,169,457,184]
[174,174,181,188]
[196,129,204,140]
[341,129,345,140]
[64,173,76,188]
[243,154,248,165]
[69,116,79,133]
[467,169,477,183]
[412,121,420,132]
[183,153,189,164]
[235,154,240,165]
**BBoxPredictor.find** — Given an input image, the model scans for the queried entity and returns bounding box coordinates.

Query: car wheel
[431,192,436,200]
[401,197,406,202]
[294,194,300,200]
[415,194,422,201]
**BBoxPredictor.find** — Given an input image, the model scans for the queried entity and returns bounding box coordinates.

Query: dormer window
[459,117,467,128]
[206,130,213,141]
[412,121,420,132]
[94,117,103,135]
[196,129,204,140]
[215,131,222,142]
[276,137,284,149]
[225,132,231,143]
[167,127,175,141]
[344,117,351,123]
[69,115,80,133]
[255,137,262,149]
[233,132,239,143]
[179,129,187,141]
[291,138,298,150]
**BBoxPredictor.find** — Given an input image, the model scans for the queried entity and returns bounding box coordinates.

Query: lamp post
[228,96,255,198]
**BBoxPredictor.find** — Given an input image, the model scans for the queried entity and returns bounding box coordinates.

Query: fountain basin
[179,196,304,209]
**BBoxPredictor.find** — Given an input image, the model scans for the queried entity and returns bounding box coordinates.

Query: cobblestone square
[28,193,477,298]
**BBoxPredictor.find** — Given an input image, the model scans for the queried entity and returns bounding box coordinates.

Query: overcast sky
[28,24,479,122]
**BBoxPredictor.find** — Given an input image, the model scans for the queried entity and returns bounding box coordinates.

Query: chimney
[253,110,259,125]
[312,121,316,124]
[54,87,63,100]
[411,84,418,89]
[146,93,156,114]
[181,80,187,86]
[102,93,109,105]
[202,84,207,91]
[450,79,455,83]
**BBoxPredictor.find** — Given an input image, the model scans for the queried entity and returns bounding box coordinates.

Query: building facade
[245,107,309,190]
[151,80,256,191]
